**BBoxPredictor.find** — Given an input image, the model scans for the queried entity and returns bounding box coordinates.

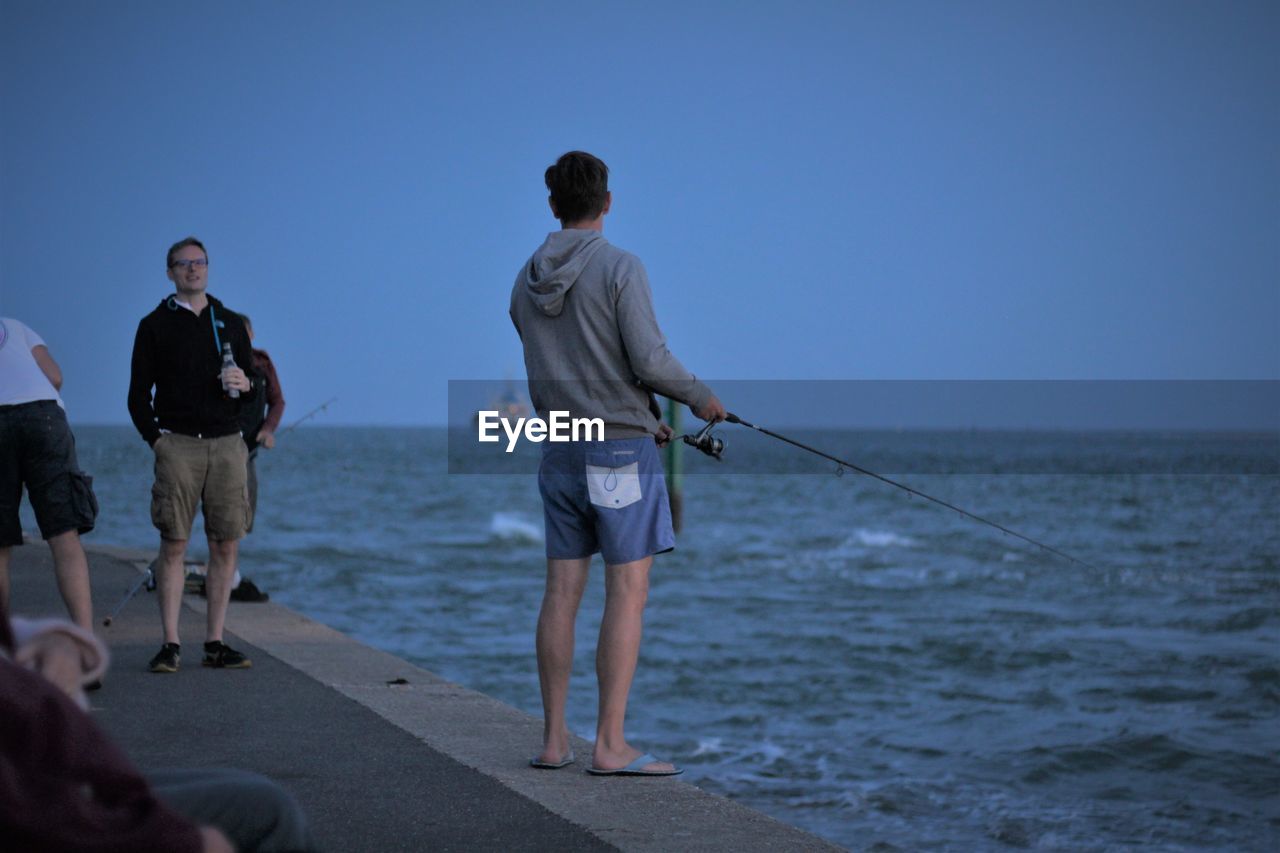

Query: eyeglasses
[170,258,208,270]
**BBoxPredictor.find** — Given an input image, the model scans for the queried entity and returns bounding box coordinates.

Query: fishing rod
[102,562,156,627]
[682,413,1098,571]
[276,397,337,439]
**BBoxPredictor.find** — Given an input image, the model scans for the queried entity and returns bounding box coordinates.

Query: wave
[392,512,543,549]
[1209,607,1275,633]
[489,512,543,544]
[688,737,792,777]
[846,528,917,549]
[692,737,726,757]
[1016,733,1280,792]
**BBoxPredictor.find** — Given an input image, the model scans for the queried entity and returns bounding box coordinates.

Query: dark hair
[544,151,609,224]
[166,236,207,268]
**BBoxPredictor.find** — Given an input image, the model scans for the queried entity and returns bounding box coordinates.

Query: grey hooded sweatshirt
[510,229,712,439]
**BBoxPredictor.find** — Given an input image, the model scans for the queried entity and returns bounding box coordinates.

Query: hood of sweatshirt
[521,230,607,317]
[156,293,229,315]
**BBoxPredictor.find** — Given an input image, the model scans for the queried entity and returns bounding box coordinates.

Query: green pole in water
[664,396,683,533]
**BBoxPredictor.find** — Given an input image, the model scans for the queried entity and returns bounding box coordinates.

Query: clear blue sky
[3,1,1276,427]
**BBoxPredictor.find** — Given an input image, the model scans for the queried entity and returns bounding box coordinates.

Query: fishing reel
[682,420,725,461]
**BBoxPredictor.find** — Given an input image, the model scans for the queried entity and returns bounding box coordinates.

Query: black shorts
[0,400,98,546]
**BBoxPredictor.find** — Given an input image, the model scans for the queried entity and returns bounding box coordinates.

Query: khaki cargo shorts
[151,432,250,541]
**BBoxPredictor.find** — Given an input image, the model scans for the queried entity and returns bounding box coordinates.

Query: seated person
[1,612,315,852]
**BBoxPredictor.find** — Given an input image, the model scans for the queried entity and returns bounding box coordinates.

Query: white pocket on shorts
[586,462,643,510]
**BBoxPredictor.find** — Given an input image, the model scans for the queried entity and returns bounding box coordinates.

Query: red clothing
[251,348,285,434]
[0,654,202,852]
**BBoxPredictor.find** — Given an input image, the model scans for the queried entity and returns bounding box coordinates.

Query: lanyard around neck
[209,303,223,356]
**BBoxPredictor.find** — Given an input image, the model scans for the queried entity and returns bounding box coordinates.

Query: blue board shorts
[538,437,675,565]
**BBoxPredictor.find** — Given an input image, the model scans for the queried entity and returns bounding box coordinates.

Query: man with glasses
[127,236,256,674]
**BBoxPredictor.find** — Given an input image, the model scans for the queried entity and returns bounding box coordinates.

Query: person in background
[233,313,283,601]
[127,236,255,674]
[237,314,285,513]
[0,317,98,632]
[510,151,725,775]
[0,609,315,851]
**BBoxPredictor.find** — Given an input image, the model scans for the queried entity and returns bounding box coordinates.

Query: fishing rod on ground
[103,397,337,627]
[275,396,338,439]
[679,413,1099,571]
[102,561,157,627]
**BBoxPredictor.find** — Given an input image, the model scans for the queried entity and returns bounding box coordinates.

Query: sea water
[57,427,1280,850]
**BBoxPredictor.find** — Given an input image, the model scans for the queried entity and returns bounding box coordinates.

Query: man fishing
[510,150,725,775]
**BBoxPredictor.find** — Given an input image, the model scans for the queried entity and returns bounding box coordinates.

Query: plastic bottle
[221,342,240,399]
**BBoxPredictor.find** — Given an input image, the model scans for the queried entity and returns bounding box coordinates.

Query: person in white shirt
[0,317,97,630]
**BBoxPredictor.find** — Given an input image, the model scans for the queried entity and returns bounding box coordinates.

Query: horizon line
[78,421,1280,434]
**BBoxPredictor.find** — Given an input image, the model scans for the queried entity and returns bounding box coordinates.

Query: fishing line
[277,397,338,438]
[683,412,1098,571]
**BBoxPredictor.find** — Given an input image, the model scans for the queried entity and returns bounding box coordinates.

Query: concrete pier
[6,544,841,851]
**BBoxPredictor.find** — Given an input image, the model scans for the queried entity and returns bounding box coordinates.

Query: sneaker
[148,643,181,673]
[202,640,252,669]
[229,578,270,602]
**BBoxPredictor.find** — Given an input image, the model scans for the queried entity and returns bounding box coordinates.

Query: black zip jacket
[127,294,253,446]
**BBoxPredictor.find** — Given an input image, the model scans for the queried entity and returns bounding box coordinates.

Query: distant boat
[475,381,530,423]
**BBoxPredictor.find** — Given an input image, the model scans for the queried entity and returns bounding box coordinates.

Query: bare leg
[47,530,93,631]
[156,538,188,644]
[205,538,239,643]
[535,557,590,764]
[593,556,674,773]
[0,546,11,619]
